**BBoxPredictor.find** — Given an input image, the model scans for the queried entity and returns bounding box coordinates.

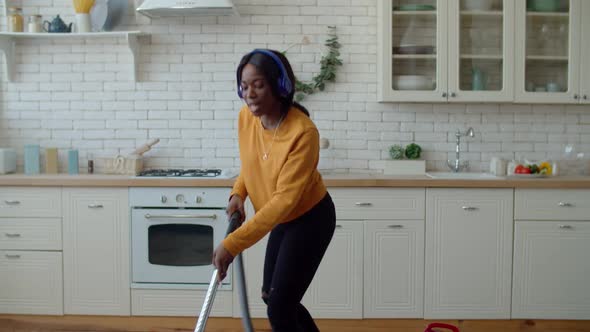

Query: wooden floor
[1,315,590,332]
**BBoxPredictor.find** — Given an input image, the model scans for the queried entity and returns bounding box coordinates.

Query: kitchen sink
[426,172,501,179]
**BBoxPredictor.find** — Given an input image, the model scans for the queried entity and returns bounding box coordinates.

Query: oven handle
[144,213,218,220]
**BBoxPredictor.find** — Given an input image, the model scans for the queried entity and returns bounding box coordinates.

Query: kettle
[43,15,72,33]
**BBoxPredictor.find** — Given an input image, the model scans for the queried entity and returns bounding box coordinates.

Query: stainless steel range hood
[136,0,238,18]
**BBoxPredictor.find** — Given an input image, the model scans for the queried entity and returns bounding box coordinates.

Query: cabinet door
[302,221,363,318]
[425,188,513,319]
[378,0,448,102]
[364,220,424,318]
[515,0,581,103]
[512,221,590,319]
[63,188,130,315]
[580,0,590,103]
[0,251,63,315]
[447,0,514,102]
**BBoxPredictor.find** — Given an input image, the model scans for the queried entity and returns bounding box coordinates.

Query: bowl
[463,0,494,10]
[393,75,434,91]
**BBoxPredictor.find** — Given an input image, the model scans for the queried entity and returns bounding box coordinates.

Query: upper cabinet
[514,0,589,104]
[378,0,515,103]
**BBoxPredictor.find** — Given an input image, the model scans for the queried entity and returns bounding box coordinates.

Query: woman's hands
[212,243,234,282]
[226,194,245,223]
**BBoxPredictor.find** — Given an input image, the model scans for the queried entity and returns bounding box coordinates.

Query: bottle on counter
[87,152,94,174]
[68,149,79,175]
[7,7,24,32]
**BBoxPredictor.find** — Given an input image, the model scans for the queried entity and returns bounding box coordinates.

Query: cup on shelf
[546,82,561,92]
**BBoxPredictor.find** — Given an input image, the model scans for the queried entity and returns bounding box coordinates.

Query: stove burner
[138,169,223,177]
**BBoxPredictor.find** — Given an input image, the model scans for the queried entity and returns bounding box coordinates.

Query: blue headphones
[237,49,294,99]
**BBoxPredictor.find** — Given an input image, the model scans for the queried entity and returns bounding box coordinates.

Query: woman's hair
[237,49,310,117]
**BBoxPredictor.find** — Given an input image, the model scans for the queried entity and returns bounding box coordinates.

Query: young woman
[212,49,336,332]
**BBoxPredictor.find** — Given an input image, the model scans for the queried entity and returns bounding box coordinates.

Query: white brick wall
[1,0,589,174]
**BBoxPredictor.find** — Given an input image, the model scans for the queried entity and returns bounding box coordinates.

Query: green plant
[404,143,422,160]
[389,145,405,160]
[285,26,342,102]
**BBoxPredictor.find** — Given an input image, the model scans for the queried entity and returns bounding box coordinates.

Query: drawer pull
[336,225,343,229]
[5,233,21,238]
[4,200,21,205]
[5,254,20,259]
[388,225,403,229]
[355,202,373,207]
[559,225,573,229]
[558,202,573,207]
[88,204,104,209]
[462,206,478,211]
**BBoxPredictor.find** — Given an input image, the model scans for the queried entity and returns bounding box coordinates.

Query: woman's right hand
[226,194,246,223]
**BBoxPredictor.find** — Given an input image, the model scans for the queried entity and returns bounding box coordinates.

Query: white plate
[90,0,108,32]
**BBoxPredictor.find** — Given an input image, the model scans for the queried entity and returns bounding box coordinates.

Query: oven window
[148,224,213,266]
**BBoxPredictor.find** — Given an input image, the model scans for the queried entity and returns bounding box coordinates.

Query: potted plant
[382,143,425,175]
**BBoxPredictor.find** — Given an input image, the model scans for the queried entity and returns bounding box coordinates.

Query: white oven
[130,187,232,289]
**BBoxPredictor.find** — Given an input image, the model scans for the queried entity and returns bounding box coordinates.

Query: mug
[490,157,506,176]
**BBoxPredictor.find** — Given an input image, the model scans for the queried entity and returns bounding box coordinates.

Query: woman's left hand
[212,243,234,282]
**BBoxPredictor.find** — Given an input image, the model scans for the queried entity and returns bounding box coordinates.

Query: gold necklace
[260,114,284,161]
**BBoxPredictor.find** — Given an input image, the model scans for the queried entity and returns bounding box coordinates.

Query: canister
[24,144,40,174]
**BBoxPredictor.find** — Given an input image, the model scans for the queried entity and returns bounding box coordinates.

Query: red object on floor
[424,322,460,332]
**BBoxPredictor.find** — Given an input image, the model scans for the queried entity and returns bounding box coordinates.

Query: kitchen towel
[24,144,40,175]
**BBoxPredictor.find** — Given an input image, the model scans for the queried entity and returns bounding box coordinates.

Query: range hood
[136,0,238,18]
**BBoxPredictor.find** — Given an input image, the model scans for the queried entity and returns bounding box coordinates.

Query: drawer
[515,189,590,220]
[0,218,62,250]
[0,187,61,218]
[0,250,63,315]
[329,188,425,220]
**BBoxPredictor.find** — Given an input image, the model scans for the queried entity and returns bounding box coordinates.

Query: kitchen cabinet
[63,188,130,315]
[425,188,513,319]
[514,0,587,103]
[378,0,514,102]
[512,189,590,319]
[0,187,63,315]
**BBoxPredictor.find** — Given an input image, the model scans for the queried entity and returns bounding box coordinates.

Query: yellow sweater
[222,105,327,256]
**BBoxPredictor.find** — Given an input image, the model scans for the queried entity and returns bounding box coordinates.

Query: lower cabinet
[62,188,130,315]
[363,220,424,318]
[302,220,364,318]
[0,251,63,314]
[512,221,590,319]
[425,188,513,319]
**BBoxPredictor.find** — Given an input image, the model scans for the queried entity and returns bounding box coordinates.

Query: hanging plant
[284,26,343,102]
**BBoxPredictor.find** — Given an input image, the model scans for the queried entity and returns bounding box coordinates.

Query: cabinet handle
[5,233,21,238]
[88,204,104,209]
[559,225,573,229]
[450,92,456,98]
[335,224,343,229]
[145,213,217,220]
[584,95,588,100]
[442,92,447,98]
[5,254,20,259]
[4,200,21,205]
[355,202,373,207]
[558,202,573,207]
[462,206,478,211]
[388,225,403,229]
[574,94,579,100]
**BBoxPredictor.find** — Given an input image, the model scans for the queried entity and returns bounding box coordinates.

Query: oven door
[131,208,230,285]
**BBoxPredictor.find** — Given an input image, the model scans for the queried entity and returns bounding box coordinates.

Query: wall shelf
[0,31,148,82]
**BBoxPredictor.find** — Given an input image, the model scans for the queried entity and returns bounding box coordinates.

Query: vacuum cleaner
[194,211,255,332]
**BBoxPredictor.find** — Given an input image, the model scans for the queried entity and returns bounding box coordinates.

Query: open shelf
[0,31,148,82]
[460,10,503,16]
[461,54,503,60]
[526,55,569,61]
[392,10,437,16]
[392,54,437,60]
[526,12,569,18]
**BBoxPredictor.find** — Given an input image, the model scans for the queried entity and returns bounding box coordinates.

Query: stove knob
[176,194,185,203]
[196,196,202,204]
[161,195,167,203]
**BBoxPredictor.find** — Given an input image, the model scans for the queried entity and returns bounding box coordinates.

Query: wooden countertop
[1,173,590,188]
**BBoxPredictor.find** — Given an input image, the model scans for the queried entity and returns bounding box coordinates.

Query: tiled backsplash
[1,0,589,174]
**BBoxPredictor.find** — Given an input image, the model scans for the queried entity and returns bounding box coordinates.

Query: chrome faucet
[447,127,474,172]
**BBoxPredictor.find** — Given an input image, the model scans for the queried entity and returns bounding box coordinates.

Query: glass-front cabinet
[515,0,585,103]
[378,0,446,102]
[448,0,514,102]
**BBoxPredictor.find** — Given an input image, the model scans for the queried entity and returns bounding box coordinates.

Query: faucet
[447,127,474,172]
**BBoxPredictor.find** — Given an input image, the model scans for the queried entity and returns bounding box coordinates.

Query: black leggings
[261,193,336,332]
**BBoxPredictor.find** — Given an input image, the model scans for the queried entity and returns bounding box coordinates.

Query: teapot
[43,15,72,33]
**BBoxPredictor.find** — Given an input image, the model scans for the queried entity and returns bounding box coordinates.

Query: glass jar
[27,14,43,33]
[7,7,24,33]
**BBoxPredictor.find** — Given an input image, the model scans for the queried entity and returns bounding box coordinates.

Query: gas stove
[137,168,237,179]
